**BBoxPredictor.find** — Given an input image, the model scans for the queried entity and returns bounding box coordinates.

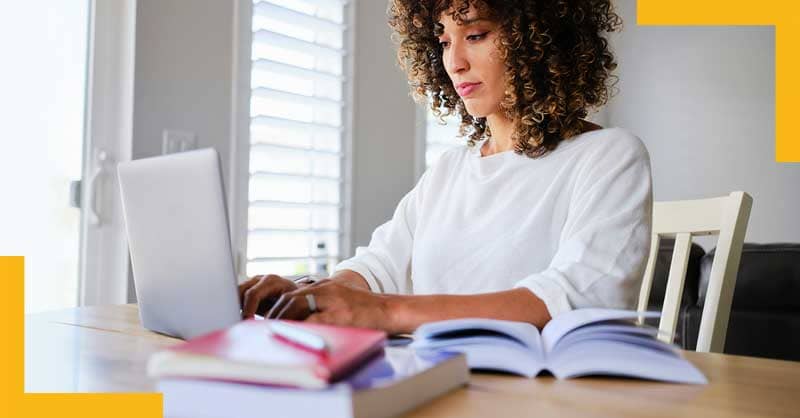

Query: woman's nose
[445,42,469,75]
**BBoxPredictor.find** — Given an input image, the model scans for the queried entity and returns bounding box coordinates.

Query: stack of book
[148,320,469,418]
[150,309,707,417]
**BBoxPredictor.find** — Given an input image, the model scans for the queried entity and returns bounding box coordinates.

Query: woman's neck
[482,113,515,157]
[482,115,604,157]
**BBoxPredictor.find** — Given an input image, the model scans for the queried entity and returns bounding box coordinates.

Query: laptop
[118,148,241,339]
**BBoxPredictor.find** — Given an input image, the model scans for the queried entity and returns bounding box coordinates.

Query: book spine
[159,379,353,418]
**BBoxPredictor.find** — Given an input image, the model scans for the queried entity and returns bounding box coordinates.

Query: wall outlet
[162,129,197,154]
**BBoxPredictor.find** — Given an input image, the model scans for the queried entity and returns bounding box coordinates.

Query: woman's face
[437,7,505,118]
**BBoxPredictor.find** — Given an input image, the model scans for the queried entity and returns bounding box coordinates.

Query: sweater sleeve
[514,135,653,318]
[332,172,428,294]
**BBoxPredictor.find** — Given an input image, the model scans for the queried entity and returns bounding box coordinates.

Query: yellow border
[1,257,162,417]
[638,0,799,162]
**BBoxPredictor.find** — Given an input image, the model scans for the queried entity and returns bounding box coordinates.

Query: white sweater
[334,127,652,317]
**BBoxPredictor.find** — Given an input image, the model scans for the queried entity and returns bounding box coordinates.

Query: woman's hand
[238,274,299,319]
[266,280,396,332]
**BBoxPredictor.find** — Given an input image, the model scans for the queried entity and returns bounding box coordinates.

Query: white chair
[637,191,753,353]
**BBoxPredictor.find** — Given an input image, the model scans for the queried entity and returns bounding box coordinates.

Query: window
[0,2,90,313]
[423,107,462,169]
[246,0,350,277]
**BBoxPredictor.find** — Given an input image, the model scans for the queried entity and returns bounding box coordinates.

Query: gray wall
[130,0,237,301]
[607,0,799,245]
[132,0,235,191]
[350,1,417,250]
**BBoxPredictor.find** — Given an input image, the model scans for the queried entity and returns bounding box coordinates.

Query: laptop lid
[118,148,240,339]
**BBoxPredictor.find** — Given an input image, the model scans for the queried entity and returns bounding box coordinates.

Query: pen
[268,321,329,354]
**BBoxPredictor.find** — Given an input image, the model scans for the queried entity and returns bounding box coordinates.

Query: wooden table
[25,305,800,417]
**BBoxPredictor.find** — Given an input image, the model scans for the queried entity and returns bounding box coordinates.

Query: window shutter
[247,0,350,277]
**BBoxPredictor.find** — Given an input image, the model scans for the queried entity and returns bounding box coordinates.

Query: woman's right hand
[238,274,299,319]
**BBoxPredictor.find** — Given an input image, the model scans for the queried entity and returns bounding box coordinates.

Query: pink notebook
[147,320,387,389]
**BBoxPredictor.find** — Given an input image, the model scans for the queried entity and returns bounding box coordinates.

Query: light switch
[162,129,197,155]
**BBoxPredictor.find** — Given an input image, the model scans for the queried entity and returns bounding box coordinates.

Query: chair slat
[697,192,753,352]
[637,234,661,323]
[652,197,726,235]
[657,232,692,344]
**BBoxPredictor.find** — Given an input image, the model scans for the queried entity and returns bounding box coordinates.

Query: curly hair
[388,0,623,158]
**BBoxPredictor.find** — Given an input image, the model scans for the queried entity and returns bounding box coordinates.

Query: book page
[414,318,543,352]
[541,309,659,352]
[550,323,661,353]
[547,340,707,384]
[555,331,677,356]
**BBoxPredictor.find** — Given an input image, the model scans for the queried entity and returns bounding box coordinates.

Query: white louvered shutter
[247,0,349,277]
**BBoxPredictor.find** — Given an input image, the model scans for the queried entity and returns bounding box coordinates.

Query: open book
[410,309,707,384]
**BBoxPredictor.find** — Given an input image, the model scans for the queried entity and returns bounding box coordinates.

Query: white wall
[607,0,799,245]
[350,0,418,250]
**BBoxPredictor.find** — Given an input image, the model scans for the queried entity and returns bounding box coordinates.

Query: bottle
[314,241,328,276]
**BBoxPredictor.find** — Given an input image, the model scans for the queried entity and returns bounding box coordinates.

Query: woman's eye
[467,32,488,41]
[439,31,488,48]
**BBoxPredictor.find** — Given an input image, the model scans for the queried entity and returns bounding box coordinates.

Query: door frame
[78,0,137,306]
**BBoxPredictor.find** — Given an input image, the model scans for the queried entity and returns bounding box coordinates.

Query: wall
[132,0,236,191]
[130,0,238,301]
[350,0,418,250]
[607,0,799,245]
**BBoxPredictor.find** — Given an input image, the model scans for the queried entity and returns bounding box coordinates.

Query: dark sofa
[646,242,800,361]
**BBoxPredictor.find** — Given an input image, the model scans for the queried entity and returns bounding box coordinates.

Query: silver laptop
[118,148,241,339]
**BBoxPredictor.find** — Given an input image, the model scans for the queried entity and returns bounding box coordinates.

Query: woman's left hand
[265,279,395,332]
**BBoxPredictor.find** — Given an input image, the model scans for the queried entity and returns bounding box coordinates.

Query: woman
[239,0,651,334]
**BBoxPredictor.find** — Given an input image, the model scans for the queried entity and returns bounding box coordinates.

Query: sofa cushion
[698,243,800,310]
[683,306,800,361]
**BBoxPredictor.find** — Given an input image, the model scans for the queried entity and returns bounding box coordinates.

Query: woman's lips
[456,82,481,97]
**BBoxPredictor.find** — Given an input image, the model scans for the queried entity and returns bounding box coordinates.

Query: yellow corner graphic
[1,257,162,417]
[637,0,798,162]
